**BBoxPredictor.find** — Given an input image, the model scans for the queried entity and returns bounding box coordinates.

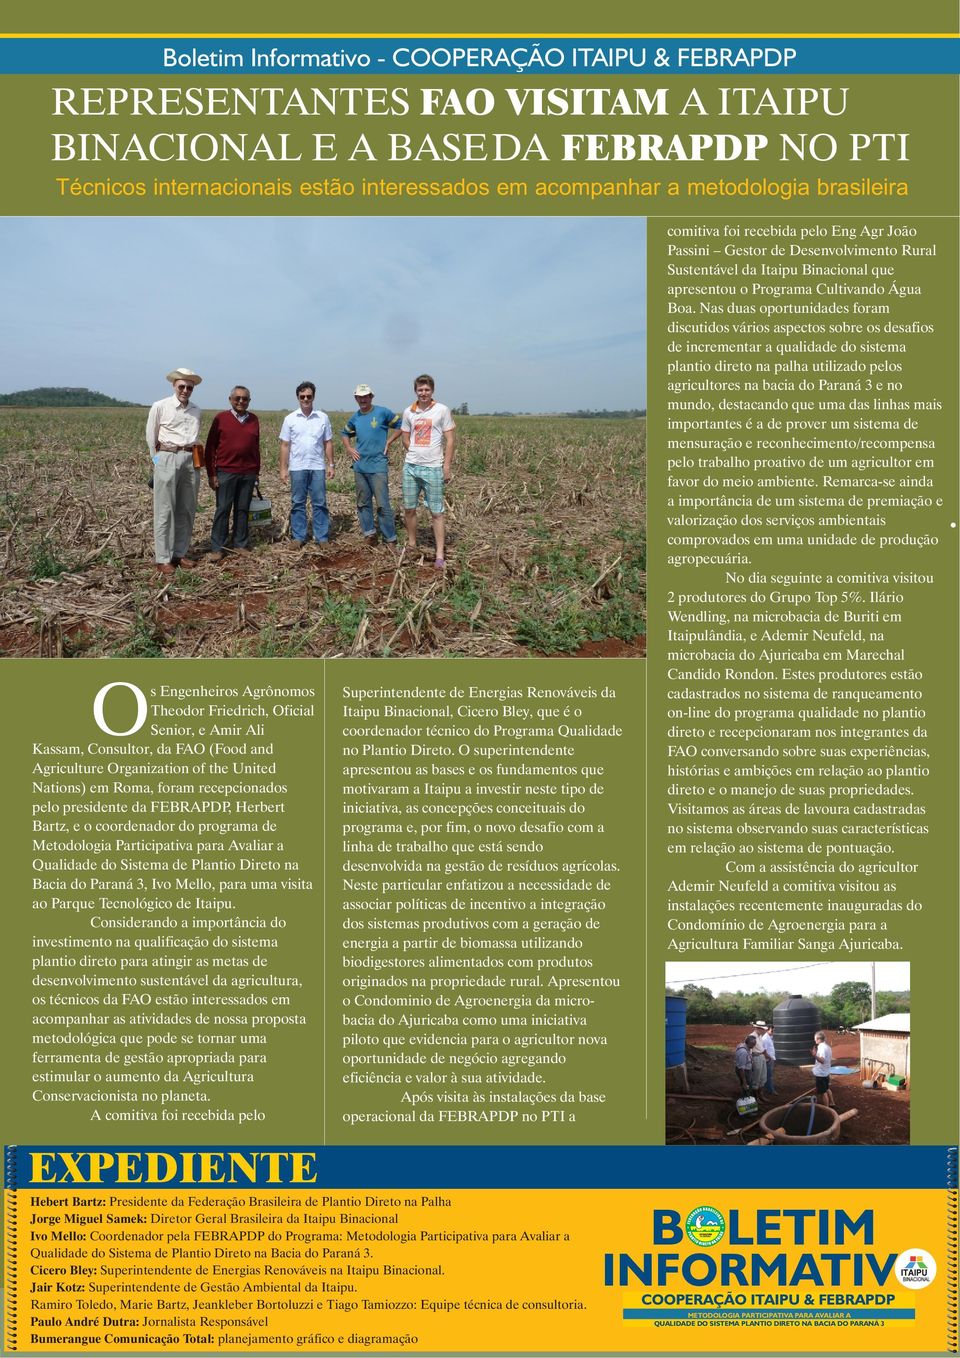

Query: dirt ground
[666,1023,910,1146]
[0,409,646,659]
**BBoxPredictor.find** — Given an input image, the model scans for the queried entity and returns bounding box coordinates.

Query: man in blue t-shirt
[340,383,402,545]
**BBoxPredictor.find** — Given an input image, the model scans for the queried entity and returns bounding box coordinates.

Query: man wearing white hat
[757,1022,777,1096]
[340,383,401,546]
[145,367,203,575]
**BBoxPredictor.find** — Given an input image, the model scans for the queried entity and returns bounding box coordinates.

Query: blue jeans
[290,469,329,543]
[765,1060,776,1094]
[354,468,396,541]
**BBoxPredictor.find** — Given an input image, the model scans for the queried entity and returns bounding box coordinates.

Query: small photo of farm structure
[665,962,910,1147]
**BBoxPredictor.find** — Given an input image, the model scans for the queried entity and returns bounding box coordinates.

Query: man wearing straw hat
[748,1032,768,1100]
[756,1022,777,1097]
[146,366,203,575]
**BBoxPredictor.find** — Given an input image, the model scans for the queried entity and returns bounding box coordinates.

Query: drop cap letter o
[93,681,148,736]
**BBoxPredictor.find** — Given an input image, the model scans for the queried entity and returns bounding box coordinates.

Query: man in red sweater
[204,386,262,561]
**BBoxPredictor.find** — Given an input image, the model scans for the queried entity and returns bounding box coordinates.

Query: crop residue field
[0,408,645,660]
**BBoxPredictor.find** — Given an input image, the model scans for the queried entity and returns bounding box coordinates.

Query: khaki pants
[750,1052,767,1092]
[153,451,200,563]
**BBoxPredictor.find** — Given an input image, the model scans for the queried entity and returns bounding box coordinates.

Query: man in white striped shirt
[146,366,203,575]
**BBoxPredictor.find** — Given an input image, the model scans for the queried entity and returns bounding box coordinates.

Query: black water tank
[772,994,821,1066]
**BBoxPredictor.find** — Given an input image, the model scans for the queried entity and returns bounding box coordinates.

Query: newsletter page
[1,1,957,1354]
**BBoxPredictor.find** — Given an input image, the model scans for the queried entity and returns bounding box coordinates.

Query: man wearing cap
[204,385,261,562]
[758,1023,777,1096]
[340,384,401,547]
[146,367,203,575]
[400,373,456,569]
[279,381,334,547]
[734,1034,756,1095]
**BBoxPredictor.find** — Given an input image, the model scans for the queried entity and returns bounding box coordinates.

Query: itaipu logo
[685,1206,726,1247]
[894,1248,937,1289]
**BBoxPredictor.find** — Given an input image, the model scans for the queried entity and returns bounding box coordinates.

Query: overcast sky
[0,216,646,413]
[665,961,910,996]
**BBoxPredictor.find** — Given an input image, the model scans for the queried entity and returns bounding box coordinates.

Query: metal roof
[853,1013,911,1033]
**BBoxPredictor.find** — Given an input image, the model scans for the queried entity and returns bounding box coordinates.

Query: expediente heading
[23,1149,323,1186]
[6,1145,952,1189]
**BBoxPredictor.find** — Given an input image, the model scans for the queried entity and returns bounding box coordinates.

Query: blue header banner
[1,38,958,76]
[6,1144,955,1189]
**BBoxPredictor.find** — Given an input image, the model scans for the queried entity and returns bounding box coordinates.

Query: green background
[646,212,958,1144]
[1,0,956,35]
[0,76,953,215]
[7,658,648,1146]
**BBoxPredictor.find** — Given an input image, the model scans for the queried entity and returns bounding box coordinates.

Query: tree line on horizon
[0,386,138,407]
[667,981,910,1031]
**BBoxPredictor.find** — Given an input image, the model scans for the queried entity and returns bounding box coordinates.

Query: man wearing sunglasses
[204,386,261,562]
[145,366,203,575]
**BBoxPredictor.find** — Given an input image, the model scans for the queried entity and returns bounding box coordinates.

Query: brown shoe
[174,556,197,570]
[155,562,175,576]
[208,551,226,563]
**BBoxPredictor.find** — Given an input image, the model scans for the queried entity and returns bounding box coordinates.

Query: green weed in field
[530,541,594,585]
[113,613,164,658]
[64,622,109,657]
[588,593,646,643]
[516,592,587,654]
[172,567,206,594]
[30,542,68,580]
[230,601,307,658]
[463,447,488,475]
[321,594,366,645]
[444,568,491,628]
[97,547,124,570]
[245,625,309,659]
[614,524,647,572]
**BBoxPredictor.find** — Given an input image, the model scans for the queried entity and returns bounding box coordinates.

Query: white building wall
[859,1031,910,1080]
